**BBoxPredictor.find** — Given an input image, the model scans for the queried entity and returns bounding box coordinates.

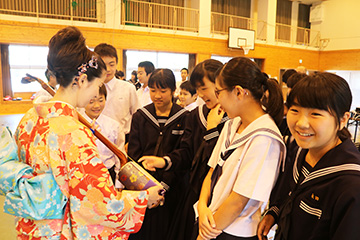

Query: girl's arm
[212,191,250,230]
[197,168,222,240]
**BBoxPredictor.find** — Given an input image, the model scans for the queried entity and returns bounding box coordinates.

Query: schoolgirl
[140,59,229,240]
[194,57,285,240]
[128,68,188,240]
[257,72,360,240]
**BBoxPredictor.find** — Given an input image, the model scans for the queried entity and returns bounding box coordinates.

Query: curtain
[211,0,251,32]
[297,4,311,44]
[1,44,13,97]
[124,0,186,30]
[298,4,310,28]
[276,0,292,41]
[211,0,251,17]
[276,0,292,24]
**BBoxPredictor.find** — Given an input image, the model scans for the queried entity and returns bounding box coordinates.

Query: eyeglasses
[214,87,229,98]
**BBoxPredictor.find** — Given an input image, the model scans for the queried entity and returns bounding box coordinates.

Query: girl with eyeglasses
[193,57,285,240]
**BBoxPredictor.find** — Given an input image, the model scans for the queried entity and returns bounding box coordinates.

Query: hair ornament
[78,55,98,76]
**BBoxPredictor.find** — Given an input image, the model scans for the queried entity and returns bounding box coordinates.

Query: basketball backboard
[228,27,255,51]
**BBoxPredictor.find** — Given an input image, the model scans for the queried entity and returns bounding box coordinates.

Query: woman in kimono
[127,68,188,240]
[257,73,360,240]
[5,26,163,240]
[194,57,285,240]
[140,59,228,240]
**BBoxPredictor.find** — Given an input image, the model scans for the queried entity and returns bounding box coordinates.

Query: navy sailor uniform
[266,137,360,240]
[128,103,188,240]
[166,104,229,240]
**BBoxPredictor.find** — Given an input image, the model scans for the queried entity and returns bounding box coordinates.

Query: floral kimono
[2,100,149,239]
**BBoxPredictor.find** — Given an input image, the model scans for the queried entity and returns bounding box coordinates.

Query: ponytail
[261,78,284,127]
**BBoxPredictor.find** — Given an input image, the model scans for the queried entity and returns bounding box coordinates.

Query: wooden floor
[0,114,24,133]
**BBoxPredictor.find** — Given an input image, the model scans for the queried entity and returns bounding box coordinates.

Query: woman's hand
[197,204,222,239]
[257,214,275,240]
[146,185,165,209]
[206,104,225,130]
[139,156,166,171]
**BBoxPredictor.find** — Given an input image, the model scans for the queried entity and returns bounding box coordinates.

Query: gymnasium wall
[0,19,343,115]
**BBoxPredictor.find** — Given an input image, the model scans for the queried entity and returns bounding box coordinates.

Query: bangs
[148,78,171,89]
[148,69,176,91]
[190,64,206,86]
[287,73,352,118]
[287,77,331,112]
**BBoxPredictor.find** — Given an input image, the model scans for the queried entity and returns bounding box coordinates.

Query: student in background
[194,57,285,240]
[181,67,189,82]
[258,73,360,240]
[115,70,126,80]
[128,68,188,240]
[94,43,139,143]
[178,80,198,111]
[34,69,57,101]
[286,72,307,94]
[129,70,141,90]
[279,72,307,136]
[140,59,228,240]
[175,67,190,102]
[137,61,155,107]
[281,69,297,85]
[81,85,123,187]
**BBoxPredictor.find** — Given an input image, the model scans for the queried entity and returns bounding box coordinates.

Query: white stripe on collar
[140,108,160,127]
[293,148,302,183]
[198,104,207,129]
[227,127,283,149]
[220,115,229,124]
[293,147,360,185]
[301,163,360,185]
[165,108,187,127]
[204,131,219,141]
[140,107,187,128]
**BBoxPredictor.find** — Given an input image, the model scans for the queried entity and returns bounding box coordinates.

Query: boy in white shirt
[137,61,155,107]
[94,43,140,143]
[178,80,198,111]
[34,69,57,101]
[83,85,124,187]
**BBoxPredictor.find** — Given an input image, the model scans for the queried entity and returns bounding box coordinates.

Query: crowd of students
[1,26,360,240]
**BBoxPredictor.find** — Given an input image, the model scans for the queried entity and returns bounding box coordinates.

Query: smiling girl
[128,68,188,240]
[194,57,285,240]
[257,72,360,240]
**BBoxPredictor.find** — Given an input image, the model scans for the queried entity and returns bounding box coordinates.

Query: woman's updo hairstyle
[216,57,284,126]
[287,72,352,139]
[47,26,106,87]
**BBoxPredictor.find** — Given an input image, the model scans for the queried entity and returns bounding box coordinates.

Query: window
[8,45,49,93]
[297,4,311,45]
[211,55,232,64]
[125,50,189,83]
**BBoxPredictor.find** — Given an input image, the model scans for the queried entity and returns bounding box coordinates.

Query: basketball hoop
[241,45,251,55]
